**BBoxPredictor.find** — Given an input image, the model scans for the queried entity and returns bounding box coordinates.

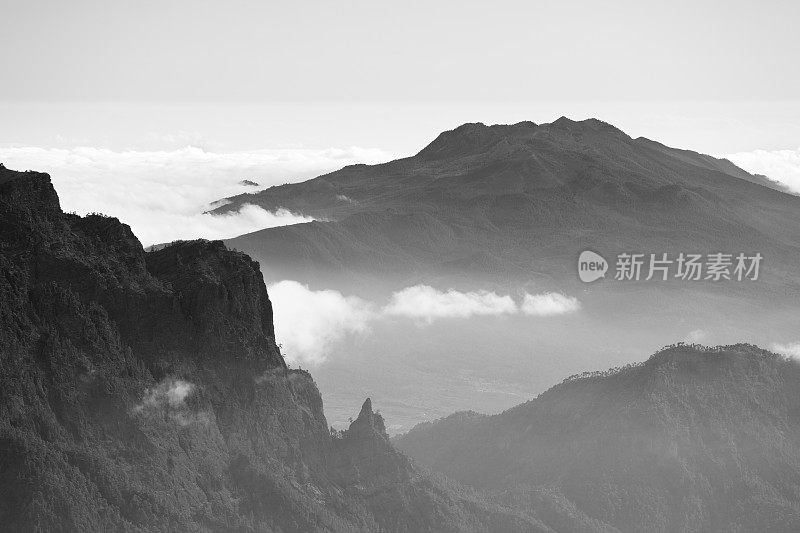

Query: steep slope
[0,164,590,532]
[395,344,800,533]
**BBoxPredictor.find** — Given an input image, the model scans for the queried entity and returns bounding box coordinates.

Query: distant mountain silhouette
[395,344,800,532]
[212,120,800,435]
[216,118,800,289]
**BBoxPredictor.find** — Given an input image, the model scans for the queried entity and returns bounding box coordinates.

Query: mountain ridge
[394,343,800,532]
[211,120,800,436]
[0,164,586,532]
[217,118,800,289]
[4,162,799,531]
[215,117,779,217]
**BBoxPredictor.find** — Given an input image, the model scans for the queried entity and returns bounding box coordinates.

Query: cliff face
[0,165,573,532]
[0,164,327,531]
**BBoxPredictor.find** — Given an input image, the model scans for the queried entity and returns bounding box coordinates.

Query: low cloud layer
[383,286,517,323]
[268,281,374,366]
[0,145,393,245]
[132,378,209,426]
[269,282,580,365]
[137,203,313,246]
[771,342,800,359]
[521,292,581,316]
[725,147,800,194]
[134,379,195,412]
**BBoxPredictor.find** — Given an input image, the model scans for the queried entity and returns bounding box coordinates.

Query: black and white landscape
[2,1,800,532]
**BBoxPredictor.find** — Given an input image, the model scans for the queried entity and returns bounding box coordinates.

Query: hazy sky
[2,0,799,379]
[2,0,799,244]
[3,0,798,103]
[2,0,799,153]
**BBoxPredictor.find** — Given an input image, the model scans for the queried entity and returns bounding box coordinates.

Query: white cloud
[138,203,313,246]
[771,342,800,359]
[0,145,394,245]
[520,292,581,316]
[267,281,581,364]
[725,147,800,194]
[135,379,195,411]
[383,285,517,324]
[268,280,374,366]
[684,328,709,343]
[132,378,212,426]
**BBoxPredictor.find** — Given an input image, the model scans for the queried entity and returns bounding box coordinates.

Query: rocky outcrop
[332,398,411,487]
[0,165,305,531]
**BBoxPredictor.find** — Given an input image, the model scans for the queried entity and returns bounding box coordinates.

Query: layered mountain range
[395,344,800,532]
[209,118,800,433]
[3,160,800,532]
[0,164,589,531]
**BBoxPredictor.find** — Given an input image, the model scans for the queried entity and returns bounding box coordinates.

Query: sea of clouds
[3,142,798,367]
[0,144,395,245]
[1,142,797,246]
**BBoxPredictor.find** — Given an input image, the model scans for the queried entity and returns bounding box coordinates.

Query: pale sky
[2,0,799,244]
[3,0,799,103]
[2,0,800,151]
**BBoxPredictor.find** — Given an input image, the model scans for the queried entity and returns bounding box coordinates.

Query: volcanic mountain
[394,343,800,533]
[209,118,800,434]
[215,118,800,291]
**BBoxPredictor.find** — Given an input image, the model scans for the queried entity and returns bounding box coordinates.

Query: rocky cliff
[0,164,584,532]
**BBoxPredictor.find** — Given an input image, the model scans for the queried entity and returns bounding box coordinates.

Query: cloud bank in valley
[269,282,581,365]
[268,281,374,366]
[725,147,800,194]
[383,286,517,323]
[521,292,581,316]
[0,145,395,245]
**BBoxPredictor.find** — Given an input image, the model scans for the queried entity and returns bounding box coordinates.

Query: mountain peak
[551,115,576,127]
[358,397,373,420]
[416,120,539,159]
[346,396,391,441]
[416,117,631,160]
[549,116,629,137]
[642,343,785,376]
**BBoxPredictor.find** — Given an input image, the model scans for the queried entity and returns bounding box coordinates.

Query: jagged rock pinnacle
[358,397,373,421]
